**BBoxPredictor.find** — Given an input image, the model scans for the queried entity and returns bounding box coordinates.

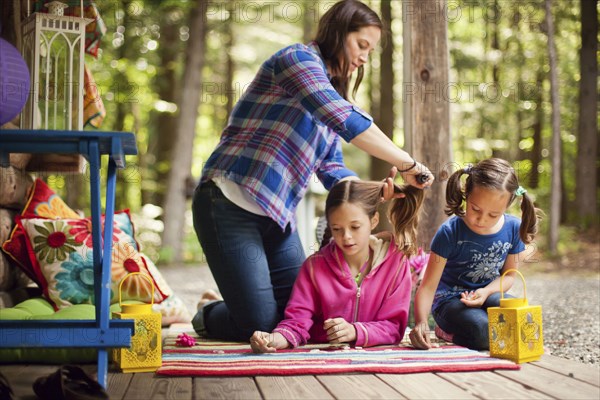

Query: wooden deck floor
[2,354,599,399]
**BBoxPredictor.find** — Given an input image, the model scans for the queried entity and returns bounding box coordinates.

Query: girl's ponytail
[321,180,425,256]
[445,167,468,217]
[518,192,541,244]
[320,225,332,249]
[388,185,425,256]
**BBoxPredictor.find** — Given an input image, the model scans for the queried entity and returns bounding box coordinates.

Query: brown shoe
[33,365,108,400]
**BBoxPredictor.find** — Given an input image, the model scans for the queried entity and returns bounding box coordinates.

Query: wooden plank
[0,364,27,398]
[377,373,478,399]
[0,364,57,399]
[107,371,134,400]
[496,362,600,399]
[316,374,404,399]
[532,354,600,387]
[256,375,333,400]
[438,371,552,399]
[193,377,261,400]
[124,372,192,400]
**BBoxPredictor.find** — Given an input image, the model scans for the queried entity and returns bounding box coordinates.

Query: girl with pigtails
[250,179,424,352]
[409,158,542,351]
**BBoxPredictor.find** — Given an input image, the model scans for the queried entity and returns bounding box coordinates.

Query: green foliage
[88,0,588,262]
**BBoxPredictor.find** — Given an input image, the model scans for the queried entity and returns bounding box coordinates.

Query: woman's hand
[324,318,356,344]
[460,289,487,308]
[409,321,432,349]
[382,166,403,201]
[249,331,289,353]
[400,161,434,189]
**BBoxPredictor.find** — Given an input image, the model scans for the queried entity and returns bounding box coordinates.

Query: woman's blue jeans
[432,292,511,350]
[191,181,304,341]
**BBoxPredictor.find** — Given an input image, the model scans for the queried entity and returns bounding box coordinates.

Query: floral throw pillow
[2,178,80,283]
[18,216,172,310]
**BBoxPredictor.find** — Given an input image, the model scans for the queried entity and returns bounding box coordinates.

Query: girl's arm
[409,252,447,349]
[272,258,322,348]
[349,125,433,189]
[250,257,321,352]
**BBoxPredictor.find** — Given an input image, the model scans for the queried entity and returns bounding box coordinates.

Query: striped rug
[157,325,519,376]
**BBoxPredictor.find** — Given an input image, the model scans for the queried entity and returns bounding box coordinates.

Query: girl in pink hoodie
[250,180,424,352]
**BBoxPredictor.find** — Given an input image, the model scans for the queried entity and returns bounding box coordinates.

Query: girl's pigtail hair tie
[463,164,473,174]
[515,186,527,197]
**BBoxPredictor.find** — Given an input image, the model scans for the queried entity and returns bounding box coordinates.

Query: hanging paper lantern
[0,38,30,126]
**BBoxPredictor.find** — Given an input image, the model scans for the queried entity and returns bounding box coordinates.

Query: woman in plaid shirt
[192,0,433,341]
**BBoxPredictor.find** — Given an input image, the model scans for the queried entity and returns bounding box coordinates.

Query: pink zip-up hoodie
[273,233,412,348]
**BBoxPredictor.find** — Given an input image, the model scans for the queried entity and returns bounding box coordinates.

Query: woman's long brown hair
[321,180,424,256]
[314,0,383,99]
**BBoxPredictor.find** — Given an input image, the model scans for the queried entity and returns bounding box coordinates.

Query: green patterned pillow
[17,216,172,310]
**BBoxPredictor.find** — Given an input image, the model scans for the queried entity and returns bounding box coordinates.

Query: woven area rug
[156,324,519,376]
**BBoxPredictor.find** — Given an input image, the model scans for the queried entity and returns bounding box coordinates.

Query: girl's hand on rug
[409,322,432,350]
[324,318,356,344]
[250,331,288,353]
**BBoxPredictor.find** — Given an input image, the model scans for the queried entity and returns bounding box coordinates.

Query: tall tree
[544,0,562,253]
[575,0,598,228]
[111,1,135,210]
[370,0,394,182]
[529,70,544,189]
[302,0,316,44]
[147,5,183,206]
[224,0,235,119]
[161,0,207,262]
[370,0,394,232]
[403,0,452,249]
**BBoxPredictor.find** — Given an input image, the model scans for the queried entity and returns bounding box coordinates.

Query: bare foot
[197,289,221,310]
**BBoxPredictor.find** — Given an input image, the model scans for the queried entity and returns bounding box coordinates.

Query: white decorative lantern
[45,1,69,16]
[20,1,91,131]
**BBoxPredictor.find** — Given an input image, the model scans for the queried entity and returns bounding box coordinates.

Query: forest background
[5,0,597,266]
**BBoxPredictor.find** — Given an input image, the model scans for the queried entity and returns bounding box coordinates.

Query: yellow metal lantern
[488,269,543,364]
[112,273,162,373]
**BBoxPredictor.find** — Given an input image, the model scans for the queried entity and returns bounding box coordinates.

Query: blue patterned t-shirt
[430,215,525,312]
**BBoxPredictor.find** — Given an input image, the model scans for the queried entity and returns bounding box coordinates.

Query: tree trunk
[371,0,393,233]
[575,0,598,228]
[544,0,561,253]
[302,0,315,43]
[512,4,525,163]
[370,0,394,182]
[529,70,544,189]
[403,0,452,250]
[147,6,181,206]
[491,0,500,84]
[161,0,207,263]
[112,0,135,211]
[225,5,235,120]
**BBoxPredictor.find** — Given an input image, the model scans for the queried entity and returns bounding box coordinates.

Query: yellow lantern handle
[118,272,155,307]
[499,269,527,300]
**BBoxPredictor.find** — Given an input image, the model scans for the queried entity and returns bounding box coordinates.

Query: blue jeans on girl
[191,181,304,341]
[432,292,512,350]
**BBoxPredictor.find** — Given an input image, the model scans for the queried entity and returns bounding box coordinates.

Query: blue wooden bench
[0,129,138,388]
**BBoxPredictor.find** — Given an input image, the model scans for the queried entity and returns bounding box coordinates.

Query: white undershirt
[212,178,267,216]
